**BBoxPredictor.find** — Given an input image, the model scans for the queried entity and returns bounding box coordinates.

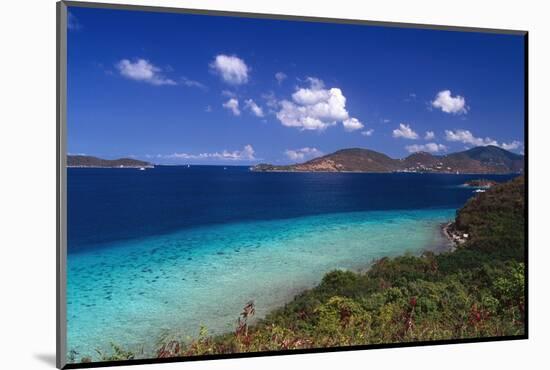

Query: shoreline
[440,221,468,249]
[251,169,521,175]
[69,210,456,359]
[66,220,480,361]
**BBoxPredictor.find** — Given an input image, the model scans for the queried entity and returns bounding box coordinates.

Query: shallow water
[66,168,516,359]
[67,208,454,358]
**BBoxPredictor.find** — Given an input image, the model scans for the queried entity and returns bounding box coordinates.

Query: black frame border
[56,1,529,369]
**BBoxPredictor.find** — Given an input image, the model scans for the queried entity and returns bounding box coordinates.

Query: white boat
[473,189,486,193]
[139,167,146,171]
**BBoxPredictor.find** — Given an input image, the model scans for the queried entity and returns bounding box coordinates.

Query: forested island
[67,155,153,168]
[72,175,525,363]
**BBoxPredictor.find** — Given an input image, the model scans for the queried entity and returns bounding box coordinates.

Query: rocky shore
[441,221,469,250]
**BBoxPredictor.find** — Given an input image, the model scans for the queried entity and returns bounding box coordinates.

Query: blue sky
[67,6,525,165]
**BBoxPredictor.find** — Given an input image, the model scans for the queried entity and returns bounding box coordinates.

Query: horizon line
[67,144,525,166]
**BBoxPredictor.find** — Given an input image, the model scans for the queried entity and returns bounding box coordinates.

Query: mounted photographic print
[57,1,528,368]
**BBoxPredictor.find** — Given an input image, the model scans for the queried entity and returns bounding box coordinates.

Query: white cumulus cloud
[444,129,523,151]
[116,59,176,86]
[444,129,497,146]
[425,131,435,140]
[223,98,240,116]
[160,145,256,161]
[431,90,468,114]
[405,143,448,153]
[284,147,323,161]
[342,118,365,132]
[392,123,419,139]
[244,99,264,117]
[361,129,374,136]
[500,140,522,150]
[275,77,357,131]
[210,54,249,85]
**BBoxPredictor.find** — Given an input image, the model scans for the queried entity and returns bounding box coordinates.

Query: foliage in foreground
[73,176,525,363]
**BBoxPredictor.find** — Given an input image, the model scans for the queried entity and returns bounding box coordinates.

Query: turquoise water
[67,208,454,358]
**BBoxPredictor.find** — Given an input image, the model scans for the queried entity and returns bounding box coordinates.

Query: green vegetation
[73,176,525,363]
[455,176,525,260]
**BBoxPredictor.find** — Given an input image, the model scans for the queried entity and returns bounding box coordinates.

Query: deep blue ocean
[66,166,516,359]
[68,166,514,252]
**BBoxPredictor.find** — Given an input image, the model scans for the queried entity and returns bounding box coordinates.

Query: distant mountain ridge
[252,145,524,174]
[67,155,153,168]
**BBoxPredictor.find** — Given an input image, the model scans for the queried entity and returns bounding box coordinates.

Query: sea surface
[66,166,516,358]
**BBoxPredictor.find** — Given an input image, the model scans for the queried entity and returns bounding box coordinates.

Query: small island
[464,179,498,188]
[67,155,154,169]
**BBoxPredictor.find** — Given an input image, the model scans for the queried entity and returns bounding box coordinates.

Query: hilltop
[67,155,153,168]
[252,145,524,174]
